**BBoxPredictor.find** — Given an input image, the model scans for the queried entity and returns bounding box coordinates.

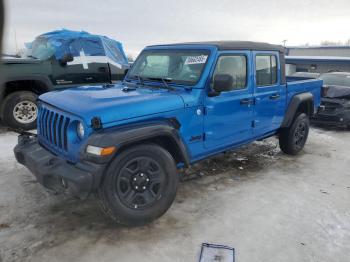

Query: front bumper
[312,108,350,127]
[14,134,106,199]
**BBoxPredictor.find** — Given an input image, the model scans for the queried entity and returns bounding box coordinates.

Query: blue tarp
[27,29,128,65]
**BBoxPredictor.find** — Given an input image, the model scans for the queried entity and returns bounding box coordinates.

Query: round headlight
[77,122,85,139]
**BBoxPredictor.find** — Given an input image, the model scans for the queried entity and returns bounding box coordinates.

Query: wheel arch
[117,135,188,167]
[281,92,314,128]
[84,120,190,167]
[1,76,52,103]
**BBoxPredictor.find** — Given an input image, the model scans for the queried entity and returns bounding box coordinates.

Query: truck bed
[286,77,323,113]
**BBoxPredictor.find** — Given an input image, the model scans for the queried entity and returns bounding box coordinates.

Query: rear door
[204,51,254,149]
[252,51,286,136]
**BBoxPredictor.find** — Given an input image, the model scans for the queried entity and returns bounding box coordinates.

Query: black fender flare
[82,120,190,167]
[0,75,53,101]
[281,92,314,128]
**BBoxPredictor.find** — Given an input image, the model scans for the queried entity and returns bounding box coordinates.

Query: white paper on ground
[199,243,235,262]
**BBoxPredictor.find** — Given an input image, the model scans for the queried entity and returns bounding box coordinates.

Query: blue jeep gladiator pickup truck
[14,41,322,226]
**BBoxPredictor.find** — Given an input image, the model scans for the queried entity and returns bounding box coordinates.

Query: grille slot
[53,113,59,146]
[58,115,64,148]
[38,106,71,152]
[48,112,54,143]
[63,117,70,150]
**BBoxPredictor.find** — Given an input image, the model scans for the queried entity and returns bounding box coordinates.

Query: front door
[204,51,254,149]
[51,39,110,87]
[252,51,286,136]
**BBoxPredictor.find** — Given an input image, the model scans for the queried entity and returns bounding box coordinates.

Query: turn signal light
[86,145,116,156]
[101,146,116,156]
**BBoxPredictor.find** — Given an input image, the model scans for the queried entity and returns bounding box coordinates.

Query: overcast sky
[3,0,350,56]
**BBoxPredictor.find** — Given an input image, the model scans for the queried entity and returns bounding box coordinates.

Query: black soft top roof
[149,41,285,53]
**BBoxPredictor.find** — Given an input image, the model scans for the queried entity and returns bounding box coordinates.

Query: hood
[39,83,185,126]
[322,85,350,99]
[1,57,41,64]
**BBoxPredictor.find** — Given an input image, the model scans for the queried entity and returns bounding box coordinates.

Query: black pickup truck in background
[313,72,350,129]
[289,71,350,129]
[0,29,130,130]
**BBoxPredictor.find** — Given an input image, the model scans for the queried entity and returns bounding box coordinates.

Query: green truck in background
[0,29,129,130]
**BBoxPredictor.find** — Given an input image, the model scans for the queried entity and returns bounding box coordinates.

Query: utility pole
[282,40,287,47]
[0,0,3,55]
[14,30,18,54]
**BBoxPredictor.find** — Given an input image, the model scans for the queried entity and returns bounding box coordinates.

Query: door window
[212,55,247,91]
[256,55,278,86]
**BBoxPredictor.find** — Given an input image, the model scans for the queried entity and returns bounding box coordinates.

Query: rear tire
[1,91,38,130]
[279,113,310,155]
[97,144,178,226]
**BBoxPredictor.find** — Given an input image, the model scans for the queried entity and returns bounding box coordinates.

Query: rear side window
[256,55,278,86]
[212,55,247,91]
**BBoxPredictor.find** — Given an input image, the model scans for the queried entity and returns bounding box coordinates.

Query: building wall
[287,47,350,57]
[294,63,350,74]
[286,46,350,73]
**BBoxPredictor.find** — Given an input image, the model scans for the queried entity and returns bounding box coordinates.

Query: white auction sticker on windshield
[184,55,208,65]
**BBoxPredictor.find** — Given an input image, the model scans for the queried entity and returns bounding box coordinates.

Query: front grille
[38,105,71,152]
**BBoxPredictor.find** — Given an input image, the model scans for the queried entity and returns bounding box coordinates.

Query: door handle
[240,98,254,105]
[269,94,280,100]
[98,67,107,72]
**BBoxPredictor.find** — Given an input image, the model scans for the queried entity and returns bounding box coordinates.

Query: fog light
[86,145,116,156]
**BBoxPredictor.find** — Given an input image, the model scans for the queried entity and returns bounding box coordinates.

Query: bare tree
[127,54,135,63]
[321,40,346,46]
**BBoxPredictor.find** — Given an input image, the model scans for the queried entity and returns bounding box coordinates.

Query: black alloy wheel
[293,121,307,149]
[97,144,178,226]
[116,156,165,209]
[279,113,310,155]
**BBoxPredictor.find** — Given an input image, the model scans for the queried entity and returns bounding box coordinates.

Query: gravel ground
[0,126,349,262]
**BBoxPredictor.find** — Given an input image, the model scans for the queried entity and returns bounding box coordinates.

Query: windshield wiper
[27,55,38,59]
[124,75,144,85]
[145,77,175,91]
[122,75,145,91]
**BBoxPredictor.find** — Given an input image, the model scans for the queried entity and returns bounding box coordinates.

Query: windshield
[30,37,57,60]
[319,73,350,87]
[127,49,210,85]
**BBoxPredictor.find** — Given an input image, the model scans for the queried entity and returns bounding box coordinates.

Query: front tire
[1,91,38,130]
[279,113,310,155]
[97,144,178,226]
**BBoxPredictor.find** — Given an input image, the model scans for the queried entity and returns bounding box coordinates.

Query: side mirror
[59,53,74,66]
[208,74,233,97]
[124,68,129,76]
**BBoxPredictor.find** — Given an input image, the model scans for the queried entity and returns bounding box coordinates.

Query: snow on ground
[0,130,17,160]
[0,125,349,262]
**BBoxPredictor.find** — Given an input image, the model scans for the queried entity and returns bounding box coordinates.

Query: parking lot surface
[0,126,349,262]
